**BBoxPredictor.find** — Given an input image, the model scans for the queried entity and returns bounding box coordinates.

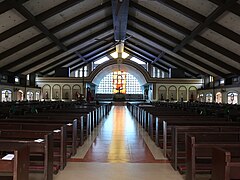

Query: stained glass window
[97,72,142,94]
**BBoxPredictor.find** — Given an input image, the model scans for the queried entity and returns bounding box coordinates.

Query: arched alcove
[62,85,71,100]
[168,86,177,101]
[189,86,197,102]
[52,84,61,99]
[42,84,51,99]
[178,86,187,102]
[158,86,167,101]
[72,85,81,100]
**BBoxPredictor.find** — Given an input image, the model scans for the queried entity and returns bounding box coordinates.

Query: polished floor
[29,105,185,180]
[52,105,184,180]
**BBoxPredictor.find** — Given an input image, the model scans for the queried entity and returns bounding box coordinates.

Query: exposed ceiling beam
[126,44,172,71]
[152,51,165,64]
[209,0,240,16]
[128,26,226,77]
[42,57,79,75]
[0,18,112,70]
[177,51,226,77]
[130,1,191,35]
[15,27,113,74]
[162,56,199,77]
[127,37,205,76]
[50,1,111,34]
[0,0,30,14]
[0,4,112,61]
[124,48,168,72]
[185,44,240,75]
[173,0,238,52]
[34,53,75,74]
[195,36,240,64]
[0,0,86,43]
[152,0,240,62]
[155,0,205,23]
[71,46,115,71]
[75,51,87,63]
[7,0,67,51]
[111,0,129,41]
[129,15,238,76]
[126,41,198,77]
[209,22,240,44]
[0,16,111,62]
[128,16,180,44]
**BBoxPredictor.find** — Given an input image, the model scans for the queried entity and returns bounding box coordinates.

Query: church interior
[0,0,239,179]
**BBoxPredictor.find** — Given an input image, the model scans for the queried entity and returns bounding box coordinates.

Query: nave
[53,105,183,180]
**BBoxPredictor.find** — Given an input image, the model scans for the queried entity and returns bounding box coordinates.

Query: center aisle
[54,105,184,180]
[81,105,158,162]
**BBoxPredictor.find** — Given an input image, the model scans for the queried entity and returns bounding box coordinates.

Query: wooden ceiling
[0,0,239,78]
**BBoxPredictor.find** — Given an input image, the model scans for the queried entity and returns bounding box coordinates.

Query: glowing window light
[94,56,110,64]
[122,52,129,59]
[130,57,146,64]
[110,52,118,59]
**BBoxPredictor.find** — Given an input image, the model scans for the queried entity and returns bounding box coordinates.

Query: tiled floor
[52,105,184,180]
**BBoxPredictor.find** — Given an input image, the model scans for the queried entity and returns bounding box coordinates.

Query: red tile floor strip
[69,105,169,163]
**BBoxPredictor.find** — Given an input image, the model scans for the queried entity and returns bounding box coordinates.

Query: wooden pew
[212,146,240,180]
[157,117,231,156]
[0,123,67,170]
[0,142,29,180]
[0,117,78,156]
[186,132,240,180]
[0,132,53,180]
[170,125,240,170]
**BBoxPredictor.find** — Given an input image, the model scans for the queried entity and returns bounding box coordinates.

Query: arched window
[97,72,142,94]
[227,92,238,104]
[206,93,212,102]
[198,94,204,102]
[27,91,34,101]
[17,90,24,101]
[1,90,12,102]
[36,92,40,101]
[216,92,222,103]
